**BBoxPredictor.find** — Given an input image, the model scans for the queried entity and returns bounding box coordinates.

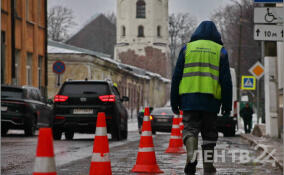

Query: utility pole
[233,0,243,104]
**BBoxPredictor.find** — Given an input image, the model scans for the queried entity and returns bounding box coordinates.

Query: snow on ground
[128,117,139,132]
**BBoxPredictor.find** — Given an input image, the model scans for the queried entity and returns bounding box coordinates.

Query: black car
[52,80,129,140]
[150,107,175,134]
[1,85,53,136]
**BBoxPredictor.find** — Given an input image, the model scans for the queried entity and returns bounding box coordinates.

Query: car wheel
[111,122,122,141]
[152,130,156,135]
[65,131,74,140]
[25,116,36,136]
[121,123,128,140]
[1,127,8,136]
[53,129,62,140]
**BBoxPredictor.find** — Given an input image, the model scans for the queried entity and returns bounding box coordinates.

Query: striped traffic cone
[33,128,57,175]
[179,110,184,131]
[89,112,112,175]
[165,114,186,154]
[131,107,163,173]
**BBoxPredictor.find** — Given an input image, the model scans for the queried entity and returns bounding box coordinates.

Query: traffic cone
[165,114,186,154]
[179,110,184,131]
[89,112,112,175]
[131,107,163,173]
[33,128,57,175]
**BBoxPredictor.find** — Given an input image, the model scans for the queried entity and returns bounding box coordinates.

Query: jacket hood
[190,21,223,45]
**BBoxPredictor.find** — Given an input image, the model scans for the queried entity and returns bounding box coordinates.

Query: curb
[240,134,283,171]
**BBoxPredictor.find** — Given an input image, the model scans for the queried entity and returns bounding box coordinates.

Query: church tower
[115,0,170,78]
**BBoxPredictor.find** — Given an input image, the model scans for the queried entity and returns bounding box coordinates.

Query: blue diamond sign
[241,76,256,90]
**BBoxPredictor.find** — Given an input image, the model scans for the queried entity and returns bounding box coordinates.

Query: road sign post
[254,25,284,41]
[254,7,283,23]
[241,76,256,90]
[249,62,265,123]
[53,61,66,87]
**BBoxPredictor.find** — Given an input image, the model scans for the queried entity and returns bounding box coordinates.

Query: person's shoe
[184,160,197,175]
[184,137,198,175]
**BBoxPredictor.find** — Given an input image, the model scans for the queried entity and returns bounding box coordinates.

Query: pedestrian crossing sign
[241,76,256,90]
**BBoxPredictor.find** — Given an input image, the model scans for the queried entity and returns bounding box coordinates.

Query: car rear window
[151,108,174,115]
[1,87,24,99]
[60,83,110,95]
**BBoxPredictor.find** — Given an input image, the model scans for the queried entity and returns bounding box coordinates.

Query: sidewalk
[241,133,283,171]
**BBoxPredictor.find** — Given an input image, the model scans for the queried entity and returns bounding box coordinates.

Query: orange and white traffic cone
[89,112,112,175]
[165,113,186,154]
[33,128,57,175]
[179,110,184,131]
[131,107,163,173]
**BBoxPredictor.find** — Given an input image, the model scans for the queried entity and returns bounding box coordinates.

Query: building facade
[48,41,170,117]
[1,0,47,94]
[115,0,170,78]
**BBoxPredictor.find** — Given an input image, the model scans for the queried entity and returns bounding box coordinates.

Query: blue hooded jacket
[170,21,232,114]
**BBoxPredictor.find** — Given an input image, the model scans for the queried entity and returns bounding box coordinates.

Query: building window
[136,0,145,18]
[157,26,161,37]
[38,56,43,88]
[26,53,33,86]
[138,25,144,37]
[1,31,6,84]
[122,26,126,37]
[15,50,21,85]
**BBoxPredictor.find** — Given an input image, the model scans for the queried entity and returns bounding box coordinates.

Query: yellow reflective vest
[179,40,222,100]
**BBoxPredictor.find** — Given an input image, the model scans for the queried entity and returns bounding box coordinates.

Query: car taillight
[150,115,153,120]
[99,95,116,102]
[161,112,167,115]
[54,95,69,102]
[55,116,65,120]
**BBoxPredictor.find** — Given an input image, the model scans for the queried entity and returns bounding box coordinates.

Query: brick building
[48,40,170,117]
[115,0,170,78]
[1,0,47,94]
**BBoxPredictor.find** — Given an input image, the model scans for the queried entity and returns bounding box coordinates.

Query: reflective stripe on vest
[179,40,222,100]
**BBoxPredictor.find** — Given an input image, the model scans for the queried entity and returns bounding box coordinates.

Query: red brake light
[55,116,65,120]
[54,95,69,102]
[161,112,167,115]
[99,95,116,102]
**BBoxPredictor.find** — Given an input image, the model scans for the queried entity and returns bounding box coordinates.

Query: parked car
[52,80,129,140]
[1,85,53,136]
[149,107,175,134]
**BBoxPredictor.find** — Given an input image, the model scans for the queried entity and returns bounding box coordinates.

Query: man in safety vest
[171,21,232,175]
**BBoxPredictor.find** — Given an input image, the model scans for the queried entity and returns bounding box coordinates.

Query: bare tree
[104,12,116,25]
[211,0,260,75]
[169,13,197,72]
[48,6,77,42]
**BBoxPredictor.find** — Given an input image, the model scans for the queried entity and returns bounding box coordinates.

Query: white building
[115,0,170,78]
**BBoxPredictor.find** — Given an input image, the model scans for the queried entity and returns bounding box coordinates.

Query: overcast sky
[48,0,235,33]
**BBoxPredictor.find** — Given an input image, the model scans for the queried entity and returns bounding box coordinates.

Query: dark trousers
[182,111,218,146]
[243,119,252,133]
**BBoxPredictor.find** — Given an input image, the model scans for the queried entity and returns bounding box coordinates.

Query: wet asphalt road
[1,130,282,175]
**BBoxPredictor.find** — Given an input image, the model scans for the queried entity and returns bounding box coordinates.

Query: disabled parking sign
[241,76,256,90]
